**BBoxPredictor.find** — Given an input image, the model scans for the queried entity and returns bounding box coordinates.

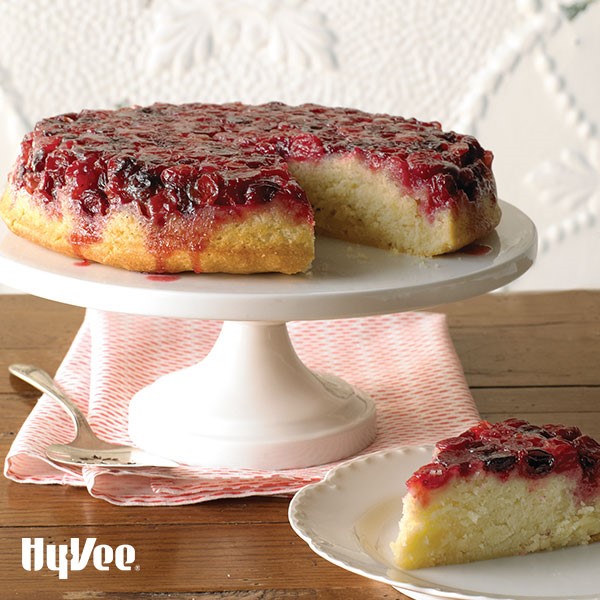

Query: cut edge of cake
[289,155,501,258]
[392,469,600,570]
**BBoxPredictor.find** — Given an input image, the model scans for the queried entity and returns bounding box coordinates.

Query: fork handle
[9,364,95,437]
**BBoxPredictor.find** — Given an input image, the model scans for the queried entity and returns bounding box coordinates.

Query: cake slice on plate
[391,419,600,569]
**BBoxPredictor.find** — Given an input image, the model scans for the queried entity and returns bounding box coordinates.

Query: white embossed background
[0,0,598,291]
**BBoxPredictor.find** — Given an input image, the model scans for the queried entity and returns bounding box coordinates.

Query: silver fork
[9,364,179,468]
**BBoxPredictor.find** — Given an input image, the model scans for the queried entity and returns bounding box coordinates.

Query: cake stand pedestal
[129,321,376,468]
[0,201,536,469]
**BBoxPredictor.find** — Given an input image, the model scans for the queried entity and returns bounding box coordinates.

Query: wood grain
[0,291,598,597]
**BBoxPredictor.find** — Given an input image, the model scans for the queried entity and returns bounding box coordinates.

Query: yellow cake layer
[391,471,600,570]
[289,156,500,257]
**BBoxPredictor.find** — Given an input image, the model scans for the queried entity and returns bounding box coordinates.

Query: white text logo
[22,537,136,579]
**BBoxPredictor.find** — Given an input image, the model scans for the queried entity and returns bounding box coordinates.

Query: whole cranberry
[525,449,555,475]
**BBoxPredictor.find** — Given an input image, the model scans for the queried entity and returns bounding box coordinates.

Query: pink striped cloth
[4,309,479,505]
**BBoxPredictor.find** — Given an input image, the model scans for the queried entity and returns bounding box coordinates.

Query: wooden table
[1,291,599,598]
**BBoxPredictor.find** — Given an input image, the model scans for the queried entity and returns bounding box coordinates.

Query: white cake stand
[0,201,537,469]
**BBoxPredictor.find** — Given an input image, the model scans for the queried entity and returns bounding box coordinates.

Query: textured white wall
[0,0,598,291]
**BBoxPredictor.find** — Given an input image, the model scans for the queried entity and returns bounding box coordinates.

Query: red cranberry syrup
[460,243,493,255]
[146,274,180,282]
[409,419,600,504]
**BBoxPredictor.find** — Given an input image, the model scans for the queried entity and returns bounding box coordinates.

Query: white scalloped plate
[288,447,600,600]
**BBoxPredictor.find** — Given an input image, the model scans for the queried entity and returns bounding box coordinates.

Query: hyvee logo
[22,537,136,580]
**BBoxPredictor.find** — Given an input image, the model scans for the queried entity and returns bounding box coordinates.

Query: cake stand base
[128,321,377,469]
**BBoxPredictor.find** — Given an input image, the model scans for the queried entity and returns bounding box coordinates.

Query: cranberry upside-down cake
[391,419,600,569]
[0,102,501,274]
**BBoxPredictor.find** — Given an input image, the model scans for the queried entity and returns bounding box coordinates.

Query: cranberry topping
[524,449,555,475]
[408,419,600,504]
[484,452,517,473]
[543,424,582,441]
[11,102,496,227]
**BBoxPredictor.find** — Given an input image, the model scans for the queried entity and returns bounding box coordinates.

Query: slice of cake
[391,419,600,569]
[0,102,500,274]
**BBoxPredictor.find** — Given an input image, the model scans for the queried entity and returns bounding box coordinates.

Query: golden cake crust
[0,186,314,274]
